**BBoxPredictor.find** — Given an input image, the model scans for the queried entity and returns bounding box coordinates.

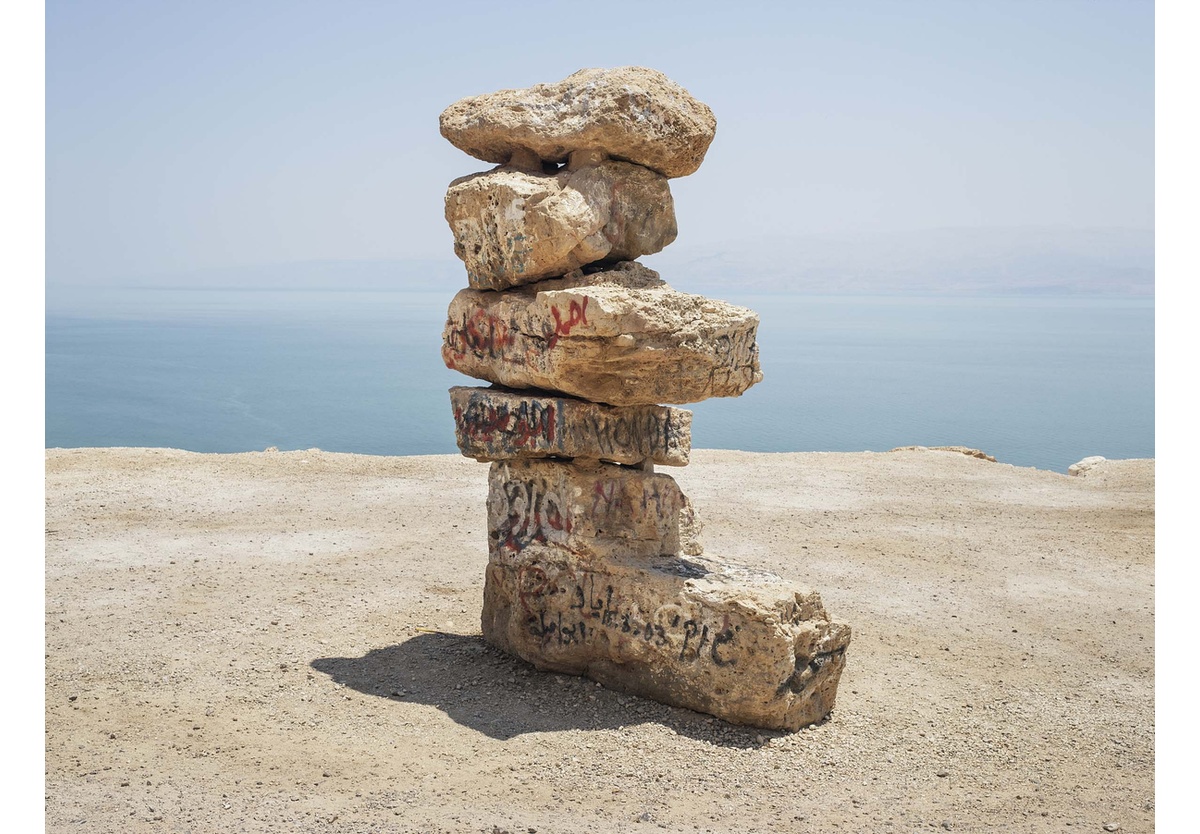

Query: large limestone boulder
[446,161,677,290]
[451,386,691,467]
[439,67,717,178]
[442,262,763,406]
[482,548,851,731]
[487,458,702,561]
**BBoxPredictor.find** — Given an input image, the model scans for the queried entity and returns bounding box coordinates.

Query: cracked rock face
[481,547,851,731]
[441,262,763,406]
[451,386,691,467]
[445,161,677,290]
[439,67,717,178]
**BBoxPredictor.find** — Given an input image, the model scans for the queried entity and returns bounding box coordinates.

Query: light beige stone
[890,445,998,463]
[487,458,701,562]
[481,547,851,731]
[445,161,677,290]
[439,67,717,178]
[1068,455,1107,476]
[442,262,762,406]
[451,386,691,467]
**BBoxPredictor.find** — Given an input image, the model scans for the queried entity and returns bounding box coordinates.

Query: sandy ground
[45,447,1154,833]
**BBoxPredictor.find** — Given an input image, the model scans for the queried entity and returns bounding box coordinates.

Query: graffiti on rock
[443,308,522,370]
[493,476,573,553]
[510,565,740,666]
[456,397,557,449]
[546,297,590,349]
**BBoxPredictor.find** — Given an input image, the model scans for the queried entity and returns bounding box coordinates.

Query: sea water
[45,287,1153,473]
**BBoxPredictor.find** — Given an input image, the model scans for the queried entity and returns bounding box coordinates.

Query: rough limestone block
[440,67,717,179]
[446,161,677,290]
[451,386,691,467]
[481,549,851,730]
[442,261,762,406]
[487,459,702,561]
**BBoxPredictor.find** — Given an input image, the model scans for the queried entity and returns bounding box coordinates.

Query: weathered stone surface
[446,161,677,290]
[451,386,691,467]
[440,67,717,179]
[442,262,762,406]
[1068,455,1106,476]
[481,548,851,730]
[488,459,701,561]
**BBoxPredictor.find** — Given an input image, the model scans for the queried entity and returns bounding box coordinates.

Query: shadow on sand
[312,632,814,745]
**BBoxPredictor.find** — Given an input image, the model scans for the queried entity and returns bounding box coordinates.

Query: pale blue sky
[46,0,1153,286]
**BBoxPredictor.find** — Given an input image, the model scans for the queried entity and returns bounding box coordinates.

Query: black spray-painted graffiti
[711,329,758,366]
[578,409,686,460]
[493,476,572,553]
[456,395,557,449]
[443,308,517,369]
[515,567,740,666]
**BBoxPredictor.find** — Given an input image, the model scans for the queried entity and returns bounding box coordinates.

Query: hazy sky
[46,0,1153,286]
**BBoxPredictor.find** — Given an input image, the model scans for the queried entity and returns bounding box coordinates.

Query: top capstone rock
[439,67,717,178]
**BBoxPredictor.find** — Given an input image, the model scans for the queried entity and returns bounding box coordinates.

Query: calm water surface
[45,287,1154,473]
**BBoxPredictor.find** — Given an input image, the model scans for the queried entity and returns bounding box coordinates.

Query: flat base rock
[451,385,691,467]
[488,458,702,561]
[445,161,677,290]
[439,66,716,178]
[442,261,762,406]
[482,549,851,731]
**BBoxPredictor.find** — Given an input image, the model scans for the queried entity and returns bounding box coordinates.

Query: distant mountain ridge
[56,226,1152,296]
[87,259,466,292]
[643,226,1153,295]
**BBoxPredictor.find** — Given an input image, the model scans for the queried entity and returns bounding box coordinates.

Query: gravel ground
[45,447,1154,833]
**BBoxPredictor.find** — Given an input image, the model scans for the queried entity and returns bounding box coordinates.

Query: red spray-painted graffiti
[546,297,589,349]
[444,308,516,364]
[455,397,556,449]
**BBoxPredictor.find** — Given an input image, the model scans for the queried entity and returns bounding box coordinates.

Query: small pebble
[68,695,78,702]
[936,770,950,777]
[1104,825,1120,832]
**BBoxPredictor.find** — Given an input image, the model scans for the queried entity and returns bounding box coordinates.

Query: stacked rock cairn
[438,67,850,730]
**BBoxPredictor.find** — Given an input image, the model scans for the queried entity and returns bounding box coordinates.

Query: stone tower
[438,67,849,730]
